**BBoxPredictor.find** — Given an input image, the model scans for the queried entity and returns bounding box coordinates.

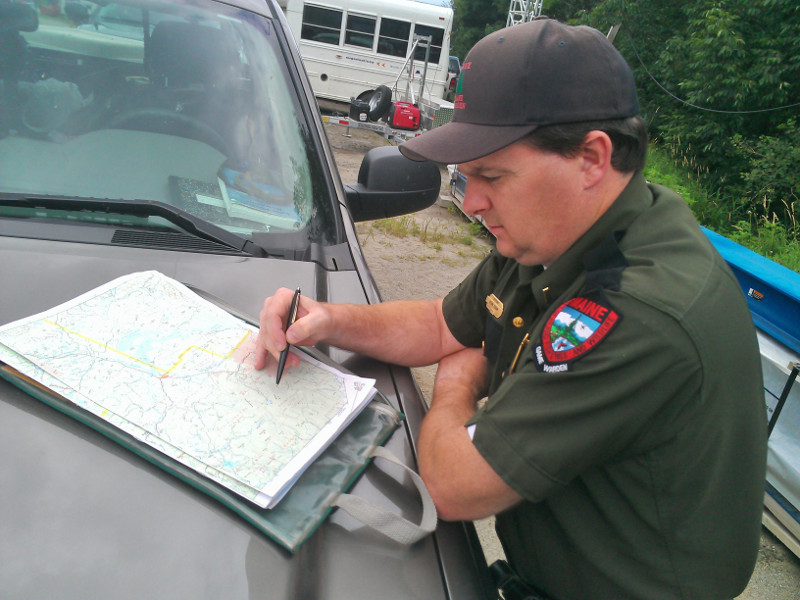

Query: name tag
[485,293,503,318]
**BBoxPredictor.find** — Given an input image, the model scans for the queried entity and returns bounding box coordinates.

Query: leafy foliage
[450,0,800,270]
[732,119,800,237]
[585,1,799,250]
[449,0,507,59]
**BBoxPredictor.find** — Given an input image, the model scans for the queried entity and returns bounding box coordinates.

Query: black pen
[275,287,301,385]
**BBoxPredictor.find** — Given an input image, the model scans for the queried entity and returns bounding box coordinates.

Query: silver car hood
[0,236,491,599]
[0,235,335,326]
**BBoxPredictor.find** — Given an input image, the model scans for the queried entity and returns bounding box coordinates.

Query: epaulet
[582,229,628,293]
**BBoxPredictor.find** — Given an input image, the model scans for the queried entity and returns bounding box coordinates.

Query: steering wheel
[106,108,230,156]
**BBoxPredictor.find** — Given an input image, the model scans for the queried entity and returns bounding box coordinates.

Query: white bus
[278,0,454,110]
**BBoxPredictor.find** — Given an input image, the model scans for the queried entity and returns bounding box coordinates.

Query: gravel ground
[325,121,800,599]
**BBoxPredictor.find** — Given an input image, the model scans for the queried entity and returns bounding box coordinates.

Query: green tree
[732,119,800,239]
[450,1,604,59]
[580,0,800,239]
[544,0,600,22]
[450,0,508,58]
[452,0,800,248]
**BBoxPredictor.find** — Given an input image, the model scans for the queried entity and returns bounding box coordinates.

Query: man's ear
[580,131,613,189]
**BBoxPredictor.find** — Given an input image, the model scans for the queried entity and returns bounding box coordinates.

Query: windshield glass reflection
[0,0,335,244]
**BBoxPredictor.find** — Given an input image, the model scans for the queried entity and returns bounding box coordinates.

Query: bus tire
[366,85,392,121]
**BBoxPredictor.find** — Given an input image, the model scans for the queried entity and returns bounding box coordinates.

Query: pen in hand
[275,287,301,385]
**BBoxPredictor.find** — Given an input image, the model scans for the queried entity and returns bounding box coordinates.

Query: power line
[626,32,800,115]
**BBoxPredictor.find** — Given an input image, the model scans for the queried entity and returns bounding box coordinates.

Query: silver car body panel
[0,0,491,597]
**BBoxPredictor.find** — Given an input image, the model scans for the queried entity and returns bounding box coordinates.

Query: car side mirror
[344,146,441,222]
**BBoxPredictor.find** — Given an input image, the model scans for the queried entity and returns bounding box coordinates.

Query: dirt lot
[324,121,800,599]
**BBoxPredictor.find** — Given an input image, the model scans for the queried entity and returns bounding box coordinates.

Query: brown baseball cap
[400,17,640,164]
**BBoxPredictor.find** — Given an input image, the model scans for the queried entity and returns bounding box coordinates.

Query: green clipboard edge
[0,354,402,553]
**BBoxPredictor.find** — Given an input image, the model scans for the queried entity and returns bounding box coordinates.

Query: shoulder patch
[535,296,621,372]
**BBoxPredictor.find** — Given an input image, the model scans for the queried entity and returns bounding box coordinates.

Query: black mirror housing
[345,146,440,222]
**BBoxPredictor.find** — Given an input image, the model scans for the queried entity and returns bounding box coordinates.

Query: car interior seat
[108,19,243,154]
[145,20,240,92]
[0,0,38,134]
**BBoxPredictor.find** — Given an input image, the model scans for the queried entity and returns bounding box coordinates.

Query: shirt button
[513,316,524,328]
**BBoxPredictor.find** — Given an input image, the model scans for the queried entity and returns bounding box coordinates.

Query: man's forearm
[418,348,522,521]
[322,298,463,367]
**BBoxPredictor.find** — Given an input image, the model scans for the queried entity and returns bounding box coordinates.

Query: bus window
[377,18,410,58]
[413,24,444,63]
[344,14,375,49]
[301,5,342,45]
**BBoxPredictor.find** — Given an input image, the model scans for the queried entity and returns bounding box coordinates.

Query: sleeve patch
[535,295,622,372]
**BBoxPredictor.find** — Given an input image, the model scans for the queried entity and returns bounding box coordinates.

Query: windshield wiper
[0,195,268,257]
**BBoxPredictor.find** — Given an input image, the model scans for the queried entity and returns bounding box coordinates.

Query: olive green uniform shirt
[442,174,767,600]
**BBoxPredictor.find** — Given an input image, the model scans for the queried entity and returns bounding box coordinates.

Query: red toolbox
[388,101,421,130]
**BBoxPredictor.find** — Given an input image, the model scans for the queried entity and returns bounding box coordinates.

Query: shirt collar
[528,173,652,309]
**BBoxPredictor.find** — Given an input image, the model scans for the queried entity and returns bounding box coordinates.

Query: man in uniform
[254,18,767,600]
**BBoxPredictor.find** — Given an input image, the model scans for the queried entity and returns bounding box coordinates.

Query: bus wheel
[364,85,392,121]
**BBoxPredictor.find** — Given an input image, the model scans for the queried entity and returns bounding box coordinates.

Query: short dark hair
[521,115,648,173]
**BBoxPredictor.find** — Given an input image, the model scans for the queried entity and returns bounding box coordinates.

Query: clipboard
[0,273,437,552]
[0,355,423,552]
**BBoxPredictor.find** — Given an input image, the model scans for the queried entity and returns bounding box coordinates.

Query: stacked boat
[704,228,800,558]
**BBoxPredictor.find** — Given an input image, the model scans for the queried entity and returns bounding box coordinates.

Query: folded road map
[0,271,376,508]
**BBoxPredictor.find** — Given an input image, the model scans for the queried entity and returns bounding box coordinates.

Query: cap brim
[399,121,538,164]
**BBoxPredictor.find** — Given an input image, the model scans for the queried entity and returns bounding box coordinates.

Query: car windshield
[0,0,337,246]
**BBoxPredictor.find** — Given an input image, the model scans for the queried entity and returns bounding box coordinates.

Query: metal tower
[506,0,544,27]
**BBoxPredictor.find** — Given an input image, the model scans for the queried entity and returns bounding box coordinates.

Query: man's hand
[253,290,466,372]
[253,288,331,371]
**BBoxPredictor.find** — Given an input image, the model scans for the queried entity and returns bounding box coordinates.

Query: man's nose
[461,181,490,216]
